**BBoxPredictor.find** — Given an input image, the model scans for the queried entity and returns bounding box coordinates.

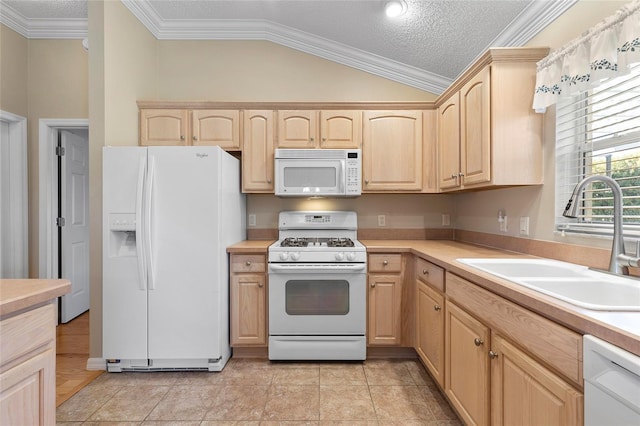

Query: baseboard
[86,357,106,370]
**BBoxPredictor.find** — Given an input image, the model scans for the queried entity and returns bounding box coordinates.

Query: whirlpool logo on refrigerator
[196,153,209,159]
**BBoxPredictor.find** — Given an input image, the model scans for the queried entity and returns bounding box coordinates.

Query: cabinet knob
[322,137,326,142]
[245,261,251,266]
[365,180,369,184]
[180,135,185,141]
[458,172,465,177]
[489,350,499,359]
[383,260,388,266]
[193,135,198,141]
[422,269,429,275]
[370,282,376,288]
[474,338,484,347]
[434,305,441,311]
[310,137,315,142]
[451,173,457,179]
[258,282,264,288]
[267,179,272,184]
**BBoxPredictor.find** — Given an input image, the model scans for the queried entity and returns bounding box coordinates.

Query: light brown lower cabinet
[415,257,445,387]
[444,272,584,426]
[445,301,491,426]
[490,334,583,425]
[0,303,56,426]
[230,254,267,346]
[367,254,403,345]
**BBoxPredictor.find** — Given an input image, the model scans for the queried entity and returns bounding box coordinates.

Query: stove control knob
[335,252,345,261]
[279,252,289,261]
[346,252,357,261]
[290,252,300,261]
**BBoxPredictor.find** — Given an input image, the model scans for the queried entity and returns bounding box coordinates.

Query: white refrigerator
[102,146,245,372]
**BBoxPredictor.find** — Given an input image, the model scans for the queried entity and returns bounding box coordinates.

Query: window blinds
[556,62,640,236]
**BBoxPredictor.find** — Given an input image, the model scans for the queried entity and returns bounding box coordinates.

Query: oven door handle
[269,264,366,273]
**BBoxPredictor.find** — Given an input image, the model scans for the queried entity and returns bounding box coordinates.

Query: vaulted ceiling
[0,0,575,94]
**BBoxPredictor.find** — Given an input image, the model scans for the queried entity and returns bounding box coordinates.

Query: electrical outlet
[498,210,508,232]
[248,214,256,227]
[442,213,450,226]
[378,215,386,227]
[519,216,530,236]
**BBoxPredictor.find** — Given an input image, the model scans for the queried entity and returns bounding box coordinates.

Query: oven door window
[285,280,349,315]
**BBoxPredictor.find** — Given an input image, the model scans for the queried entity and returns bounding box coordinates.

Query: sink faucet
[563,175,640,275]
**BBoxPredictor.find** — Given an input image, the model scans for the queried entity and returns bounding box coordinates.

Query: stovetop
[269,211,366,263]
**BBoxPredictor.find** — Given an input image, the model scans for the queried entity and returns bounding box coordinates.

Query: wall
[88,0,158,357]
[454,0,629,251]
[0,25,28,116]
[0,24,89,277]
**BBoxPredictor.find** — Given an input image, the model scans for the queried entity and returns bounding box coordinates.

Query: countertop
[226,239,640,356]
[0,279,71,317]
[363,240,640,356]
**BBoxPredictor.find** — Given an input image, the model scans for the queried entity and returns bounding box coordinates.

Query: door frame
[0,110,28,278]
[38,119,89,279]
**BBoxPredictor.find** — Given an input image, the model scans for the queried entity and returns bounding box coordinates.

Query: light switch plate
[519,216,530,236]
[378,215,386,227]
[248,214,256,227]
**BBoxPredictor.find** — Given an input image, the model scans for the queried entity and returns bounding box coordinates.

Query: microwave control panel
[346,151,361,195]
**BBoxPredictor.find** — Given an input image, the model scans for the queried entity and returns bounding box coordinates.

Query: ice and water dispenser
[108,213,137,257]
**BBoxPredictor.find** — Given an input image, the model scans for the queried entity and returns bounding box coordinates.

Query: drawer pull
[474,338,484,347]
[489,350,499,359]
[434,305,441,312]
[383,260,388,266]
[245,261,251,266]
[422,269,429,275]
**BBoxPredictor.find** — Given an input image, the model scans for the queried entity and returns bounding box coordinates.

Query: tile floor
[57,358,461,425]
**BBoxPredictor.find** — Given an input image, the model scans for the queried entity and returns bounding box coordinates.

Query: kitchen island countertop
[0,279,71,317]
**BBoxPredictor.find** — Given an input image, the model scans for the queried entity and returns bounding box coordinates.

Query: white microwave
[274,149,361,197]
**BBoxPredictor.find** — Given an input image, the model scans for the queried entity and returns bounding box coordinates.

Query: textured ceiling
[0,0,575,93]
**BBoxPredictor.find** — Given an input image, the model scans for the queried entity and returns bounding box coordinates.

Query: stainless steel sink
[457,258,640,311]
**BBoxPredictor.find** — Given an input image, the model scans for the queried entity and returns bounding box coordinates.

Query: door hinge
[56,146,65,156]
[56,217,66,227]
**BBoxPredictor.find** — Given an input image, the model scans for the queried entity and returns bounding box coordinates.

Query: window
[556,62,640,237]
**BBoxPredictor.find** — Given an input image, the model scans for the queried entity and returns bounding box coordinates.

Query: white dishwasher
[584,335,640,425]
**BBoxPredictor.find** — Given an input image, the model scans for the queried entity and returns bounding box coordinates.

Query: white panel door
[60,130,90,323]
[147,146,221,360]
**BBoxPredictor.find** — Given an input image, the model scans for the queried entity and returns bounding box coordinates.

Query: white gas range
[268,211,367,360]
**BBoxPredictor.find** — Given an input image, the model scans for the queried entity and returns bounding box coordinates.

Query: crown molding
[122,0,450,94]
[455,0,577,80]
[0,3,87,39]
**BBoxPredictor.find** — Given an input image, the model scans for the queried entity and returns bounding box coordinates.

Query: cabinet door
[362,111,423,191]
[368,274,402,345]
[416,280,445,387]
[0,348,56,426]
[230,274,267,346]
[445,301,490,426]
[320,110,362,148]
[438,93,461,190]
[277,110,318,148]
[242,110,275,192]
[460,66,491,186]
[192,110,240,149]
[140,109,189,146]
[490,334,583,426]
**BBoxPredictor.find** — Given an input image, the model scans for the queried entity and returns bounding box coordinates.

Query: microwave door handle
[338,160,345,193]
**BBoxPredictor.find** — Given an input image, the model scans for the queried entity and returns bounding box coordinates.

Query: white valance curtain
[532,0,640,113]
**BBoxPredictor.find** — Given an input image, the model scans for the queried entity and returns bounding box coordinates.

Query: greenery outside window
[556,62,640,237]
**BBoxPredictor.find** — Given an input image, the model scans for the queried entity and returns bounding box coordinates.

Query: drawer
[231,254,266,273]
[368,254,402,273]
[415,257,444,292]
[446,272,583,386]
[0,303,55,368]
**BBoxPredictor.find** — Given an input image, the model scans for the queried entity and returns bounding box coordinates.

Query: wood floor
[56,311,103,407]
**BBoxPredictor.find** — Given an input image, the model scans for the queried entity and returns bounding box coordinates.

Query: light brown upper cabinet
[362,110,423,191]
[242,110,275,192]
[140,108,240,150]
[436,48,548,192]
[277,110,361,149]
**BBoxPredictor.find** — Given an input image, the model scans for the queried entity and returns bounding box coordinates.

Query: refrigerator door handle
[145,156,156,290]
[136,156,147,290]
